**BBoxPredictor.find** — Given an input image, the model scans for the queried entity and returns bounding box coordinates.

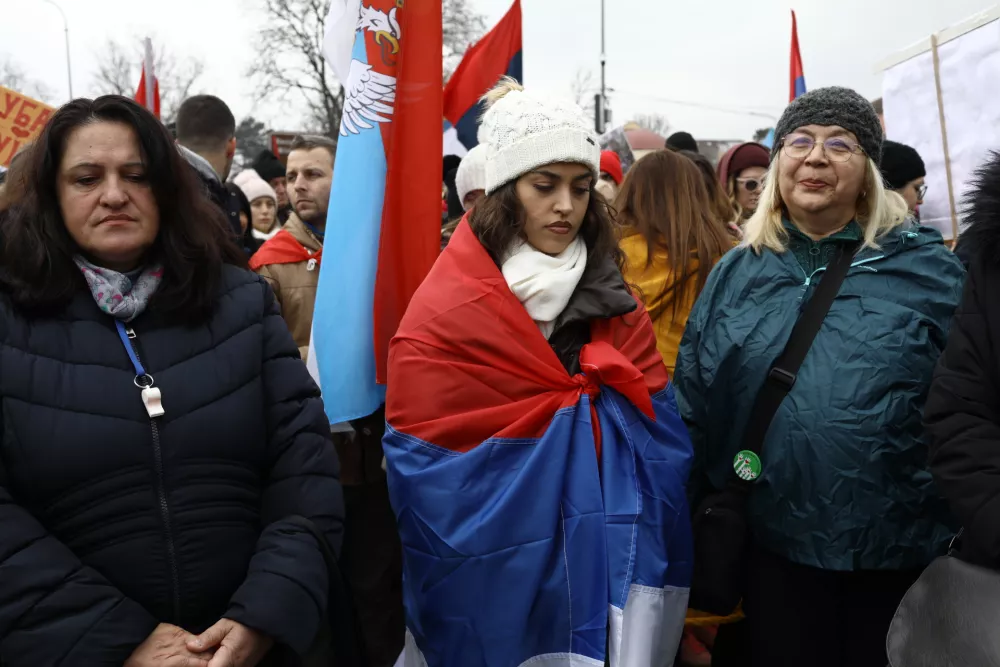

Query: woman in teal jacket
[674,87,964,667]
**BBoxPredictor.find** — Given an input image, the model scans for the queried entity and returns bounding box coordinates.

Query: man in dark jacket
[927,151,1000,567]
[175,95,244,241]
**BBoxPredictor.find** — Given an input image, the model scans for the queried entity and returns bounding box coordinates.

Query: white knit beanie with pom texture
[455,144,488,209]
[479,80,600,194]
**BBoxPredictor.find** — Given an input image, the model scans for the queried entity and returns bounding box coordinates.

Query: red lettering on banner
[0,135,21,167]
[11,100,37,138]
[0,92,18,120]
[30,108,51,134]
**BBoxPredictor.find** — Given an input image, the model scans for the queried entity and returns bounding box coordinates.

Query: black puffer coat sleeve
[0,454,158,665]
[225,281,345,655]
[926,262,1000,565]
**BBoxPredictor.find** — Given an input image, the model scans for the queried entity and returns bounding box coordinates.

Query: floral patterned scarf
[74,256,164,322]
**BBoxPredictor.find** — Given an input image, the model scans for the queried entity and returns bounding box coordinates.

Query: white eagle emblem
[339,4,401,137]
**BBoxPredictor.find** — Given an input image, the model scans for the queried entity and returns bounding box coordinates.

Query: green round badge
[733,450,762,482]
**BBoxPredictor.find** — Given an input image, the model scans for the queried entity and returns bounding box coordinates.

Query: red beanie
[600,150,623,185]
[717,143,770,185]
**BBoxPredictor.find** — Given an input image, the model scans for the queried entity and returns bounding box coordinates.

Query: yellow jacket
[620,233,706,378]
[622,232,742,626]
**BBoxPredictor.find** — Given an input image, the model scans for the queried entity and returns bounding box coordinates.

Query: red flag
[789,10,807,102]
[443,0,522,148]
[372,0,444,384]
[134,38,161,119]
[134,65,161,118]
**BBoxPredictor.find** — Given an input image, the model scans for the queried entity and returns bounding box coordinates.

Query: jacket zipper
[123,326,182,624]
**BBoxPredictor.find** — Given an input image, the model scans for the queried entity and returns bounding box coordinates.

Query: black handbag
[886,534,1000,666]
[687,242,860,616]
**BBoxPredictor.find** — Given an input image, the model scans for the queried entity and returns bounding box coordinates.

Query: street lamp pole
[599,0,607,133]
[42,0,73,99]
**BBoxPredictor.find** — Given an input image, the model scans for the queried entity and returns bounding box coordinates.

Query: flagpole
[42,0,73,99]
[143,38,155,112]
[599,0,607,133]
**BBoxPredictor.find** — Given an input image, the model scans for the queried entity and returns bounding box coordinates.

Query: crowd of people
[0,71,996,667]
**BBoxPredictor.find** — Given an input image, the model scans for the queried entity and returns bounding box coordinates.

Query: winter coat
[254,215,323,360]
[546,251,637,375]
[0,265,344,666]
[926,152,1000,568]
[620,232,719,377]
[178,145,243,241]
[674,221,964,571]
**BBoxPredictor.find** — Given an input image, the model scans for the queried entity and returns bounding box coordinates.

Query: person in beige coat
[250,135,334,360]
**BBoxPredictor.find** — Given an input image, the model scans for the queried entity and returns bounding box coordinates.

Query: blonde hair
[481,76,524,110]
[742,154,907,253]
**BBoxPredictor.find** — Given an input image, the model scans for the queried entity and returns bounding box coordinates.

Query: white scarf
[501,237,587,339]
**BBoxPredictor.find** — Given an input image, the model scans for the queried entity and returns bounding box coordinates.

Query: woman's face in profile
[57,121,160,271]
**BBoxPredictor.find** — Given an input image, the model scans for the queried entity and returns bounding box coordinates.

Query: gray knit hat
[772,86,883,166]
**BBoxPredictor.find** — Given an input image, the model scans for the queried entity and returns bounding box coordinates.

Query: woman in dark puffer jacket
[927,151,1000,567]
[0,96,344,667]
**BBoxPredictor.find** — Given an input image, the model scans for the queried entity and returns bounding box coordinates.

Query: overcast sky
[2,0,997,140]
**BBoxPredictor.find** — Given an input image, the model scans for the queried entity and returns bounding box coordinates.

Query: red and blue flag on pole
[443,0,522,150]
[790,10,806,101]
[309,0,442,423]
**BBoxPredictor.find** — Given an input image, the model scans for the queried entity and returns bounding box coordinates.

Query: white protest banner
[880,7,1000,240]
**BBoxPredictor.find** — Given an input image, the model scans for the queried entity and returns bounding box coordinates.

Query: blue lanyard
[115,320,147,377]
[114,320,164,417]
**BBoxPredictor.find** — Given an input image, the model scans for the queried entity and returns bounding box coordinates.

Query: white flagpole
[143,38,155,112]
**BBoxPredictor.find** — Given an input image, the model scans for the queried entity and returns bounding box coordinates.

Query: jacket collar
[283,214,323,252]
[774,218,941,267]
[177,145,219,184]
[553,249,636,331]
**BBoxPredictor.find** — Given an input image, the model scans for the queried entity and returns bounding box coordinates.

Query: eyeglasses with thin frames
[781,134,865,163]
[916,183,928,199]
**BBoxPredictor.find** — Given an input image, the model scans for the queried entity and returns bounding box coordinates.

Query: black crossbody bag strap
[739,241,861,469]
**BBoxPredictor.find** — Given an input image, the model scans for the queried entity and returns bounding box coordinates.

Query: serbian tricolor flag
[384,220,694,667]
[134,38,160,119]
[443,0,522,150]
[789,10,806,101]
[308,0,442,423]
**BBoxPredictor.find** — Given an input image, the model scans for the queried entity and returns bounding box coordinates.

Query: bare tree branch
[249,0,486,136]
[570,68,597,118]
[443,0,486,79]
[0,54,55,103]
[250,0,343,137]
[90,36,205,123]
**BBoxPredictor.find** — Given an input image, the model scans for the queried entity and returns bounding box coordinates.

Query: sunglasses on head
[735,177,765,192]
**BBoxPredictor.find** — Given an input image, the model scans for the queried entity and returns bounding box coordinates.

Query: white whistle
[142,387,165,418]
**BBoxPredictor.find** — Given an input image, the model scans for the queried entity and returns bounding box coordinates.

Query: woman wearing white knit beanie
[383,79,693,666]
[234,169,280,241]
[454,143,488,211]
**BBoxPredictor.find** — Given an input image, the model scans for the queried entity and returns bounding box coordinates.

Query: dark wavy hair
[468,179,624,272]
[0,95,246,323]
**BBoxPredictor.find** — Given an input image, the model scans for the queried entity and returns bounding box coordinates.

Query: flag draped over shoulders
[384,220,694,667]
